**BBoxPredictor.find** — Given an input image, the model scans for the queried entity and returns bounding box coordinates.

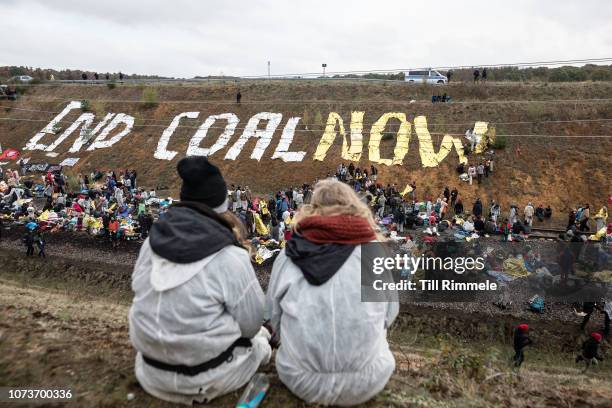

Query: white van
[404,70,447,84]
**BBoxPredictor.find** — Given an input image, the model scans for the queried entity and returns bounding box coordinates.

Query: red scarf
[297,215,376,244]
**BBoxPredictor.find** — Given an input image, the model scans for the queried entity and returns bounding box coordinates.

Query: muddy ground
[1,230,611,407]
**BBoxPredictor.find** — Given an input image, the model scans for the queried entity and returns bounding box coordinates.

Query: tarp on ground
[502,257,531,278]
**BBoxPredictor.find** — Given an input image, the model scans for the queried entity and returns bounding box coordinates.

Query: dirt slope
[1,81,611,214]
[1,276,611,408]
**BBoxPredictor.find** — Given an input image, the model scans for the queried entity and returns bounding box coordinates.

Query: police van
[404,69,447,84]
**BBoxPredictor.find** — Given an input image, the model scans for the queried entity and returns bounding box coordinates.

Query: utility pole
[322,63,327,78]
[267,61,270,79]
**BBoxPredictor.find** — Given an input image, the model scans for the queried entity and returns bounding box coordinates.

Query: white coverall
[266,246,398,406]
[129,241,271,405]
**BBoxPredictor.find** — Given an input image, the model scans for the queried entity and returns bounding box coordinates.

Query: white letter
[271,117,306,162]
[186,113,238,157]
[24,101,82,150]
[154,112,200,160]
[69,113,115,153]
[87,113,135,151]
[45,113,94,152]
[224,112,282,161]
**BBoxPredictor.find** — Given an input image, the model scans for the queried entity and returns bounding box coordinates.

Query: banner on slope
[22,101,495,168]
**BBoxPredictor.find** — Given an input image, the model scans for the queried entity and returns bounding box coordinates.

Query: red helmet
[591,332,602,343]
[518,323,529,332]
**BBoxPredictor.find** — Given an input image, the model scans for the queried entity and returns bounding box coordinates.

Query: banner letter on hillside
[368,112,411,166]
[69,113,115,153]
[154,112,200,160]
[271,117,306,162]
[87,113,135,151]
[187,113,239,157]
[224,112,282,161]
[45,113,95,152]
[24,101,82,151]
[313,112,364,161]
[414,116,467,167]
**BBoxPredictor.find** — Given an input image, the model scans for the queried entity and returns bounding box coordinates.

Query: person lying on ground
[128,157,271,405]
[266,179,398,406]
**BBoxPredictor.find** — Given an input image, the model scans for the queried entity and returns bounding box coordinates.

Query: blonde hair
[218,211,254,255]
[294,179,385,240]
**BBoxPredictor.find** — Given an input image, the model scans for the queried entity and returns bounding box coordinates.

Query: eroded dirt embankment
[1,230,608,356]
[2,229,612,407]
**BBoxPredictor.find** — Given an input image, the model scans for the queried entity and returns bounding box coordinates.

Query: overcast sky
[1,0,611,78]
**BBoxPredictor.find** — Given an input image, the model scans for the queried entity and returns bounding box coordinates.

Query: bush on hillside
[142,88,159,108]
[492,134,507,150]
[106,81,117,90]
[80,99,91,112]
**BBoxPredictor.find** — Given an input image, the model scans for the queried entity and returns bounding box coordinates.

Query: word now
[24,101,491,167]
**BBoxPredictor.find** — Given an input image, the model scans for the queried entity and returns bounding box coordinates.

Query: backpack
[529,295,545,313]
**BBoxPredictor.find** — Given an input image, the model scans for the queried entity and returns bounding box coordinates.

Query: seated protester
[462,217,475,232]
[405,214,417,229]
[484,219,497,235]
[473,216,485,235]
[266,179,398,406]
[535,204,545,222]
[502,218,512,241]
[129,157,271,405]
[543,205,552,219]
[512,220,526,235]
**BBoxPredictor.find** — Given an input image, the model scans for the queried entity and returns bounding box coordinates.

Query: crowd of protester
[0,165,159,249]
[226,161,611,249]
[2,157,610,257]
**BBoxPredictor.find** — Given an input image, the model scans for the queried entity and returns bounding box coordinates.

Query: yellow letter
[313,112,364,161]
[414,116,467,167]
[473,121,489,154]
[368,112,411,166]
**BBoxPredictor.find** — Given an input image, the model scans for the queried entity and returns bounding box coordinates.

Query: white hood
[149,249,220,291]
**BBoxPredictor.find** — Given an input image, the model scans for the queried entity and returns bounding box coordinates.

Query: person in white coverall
[524,202,535,227]
[266,179,398,406]
[129,157,271,405]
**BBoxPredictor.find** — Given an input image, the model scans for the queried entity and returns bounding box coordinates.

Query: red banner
[0,149,20,160]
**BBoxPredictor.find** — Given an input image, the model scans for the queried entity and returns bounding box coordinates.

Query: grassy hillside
[1,80,611,218]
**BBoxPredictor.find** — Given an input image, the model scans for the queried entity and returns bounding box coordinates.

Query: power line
[2,116,611,138]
